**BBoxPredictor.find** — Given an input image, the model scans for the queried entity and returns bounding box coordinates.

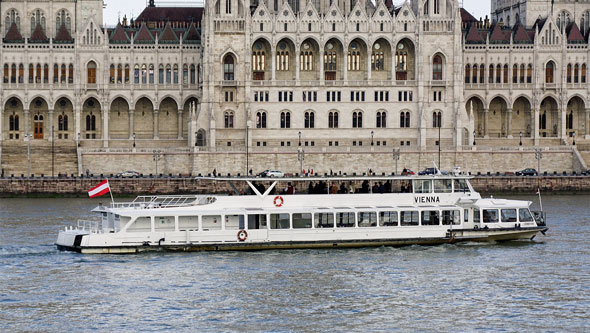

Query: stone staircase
[1,140,78,177]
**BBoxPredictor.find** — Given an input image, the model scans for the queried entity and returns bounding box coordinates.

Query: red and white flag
[88,180,111,198]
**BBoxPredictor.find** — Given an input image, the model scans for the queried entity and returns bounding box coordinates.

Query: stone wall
[1,176,590,196]
[80,148,578,177]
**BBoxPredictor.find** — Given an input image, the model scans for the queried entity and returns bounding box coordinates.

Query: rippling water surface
[1,195,590,331]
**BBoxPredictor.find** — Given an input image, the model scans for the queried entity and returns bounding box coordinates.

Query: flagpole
[537,188,543,212]
[107,179,115,206]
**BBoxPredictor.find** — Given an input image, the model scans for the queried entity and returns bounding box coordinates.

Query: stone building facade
[1,0,590,177]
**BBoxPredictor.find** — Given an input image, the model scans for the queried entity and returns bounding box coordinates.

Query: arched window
[582,11,590,35]
[557,11,570,30]
[582,64,587,83]
[87,61,96,84]
[567,64,572,83]
[280,112,291,128]
[256,112,267,128]
[299,51,313,71]
[372,51,384,71]
[190,65,196,84]
[488,64,494,84]
[324,51,337,71]
[165,64,171,84]
[347,50,360,71]
[574,64,580,83]
[520,64,525,83]
[31,9,45,34]
[465,64,470,83]
[400,111,410,128]
[328,111,339,128]
[376,111,386,128]
[472,64,477,83]
[276,51,289,71]
[546,61,555,83]
[173,64,179,84]
[5,9,20,34]
[28,64,34,83]
[433,111,442,128]
[124,65,130,83]
[182,64,188,84]
[432,55,443,80]
[566,111,574,130]
[527,64,533,83]
[196,129,206,146]
[496,64,502,83]
[56,9,71,32]
[352,112,363,128]
[304,111,315,128]
[224,111,234,128]
[18,64,23,83]
[68,64,73,84]
[224,55,235,80]
[512,64,518,83]
[158,65,164,84]
[142,64,147,84]
[36,63,42,83]
[252,51,265,71]
[503,64,509,83]
[225,0,232,14]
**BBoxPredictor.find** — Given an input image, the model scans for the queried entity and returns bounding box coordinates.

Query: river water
[1,195,589,331]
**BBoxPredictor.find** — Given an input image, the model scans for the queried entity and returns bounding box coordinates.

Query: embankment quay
[1,176,589,196]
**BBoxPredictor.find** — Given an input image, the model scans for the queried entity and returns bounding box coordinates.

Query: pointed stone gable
[513,22,532,43]
[55,23,73,43]
[135,22,154,44]
[567,23,585,43]
[110,23,130,44]
[183,23,200,43]
[158,22,178,43]
[465,24,485,44]
[489,23,509,43]
[4,23,23,42]
[30,23,48,43]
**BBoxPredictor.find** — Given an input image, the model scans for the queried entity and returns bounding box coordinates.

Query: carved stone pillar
[128,109,135,139]
[506,108,513,138]
[483,108,489,138]
[48,109,54,142]
[153,110,159,139]
[177,109,183,139]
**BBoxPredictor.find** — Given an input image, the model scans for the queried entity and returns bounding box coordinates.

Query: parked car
[581,169,590,176]
[259,170,284,178]
[118,170,139,178]
[515,168,538,176]
[401,168,415,176]
[418,168,437,175]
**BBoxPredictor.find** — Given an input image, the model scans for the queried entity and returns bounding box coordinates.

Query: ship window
[336,212,355,228]
[442,210,461,225]
[453,179,469,192]
[473,210,480,223]
[293,213,312,228]
[401,211,419,226]
[413,180,432,193]
[379,211,398,226]
[314,213,334,228]
[433,179,452,193]
[248,214,267,229]
[155,216,175,231]
[178,216,199,230]
[130,217,152,232]
[225,214,244,230]
[518,209,533,222]
[421,211,440,225]
[358,212,377,227]
[270,213,290,229]
[464,209,469,222]
[202,215,222,230]
[483,209,499,223]
[501,209,517,223]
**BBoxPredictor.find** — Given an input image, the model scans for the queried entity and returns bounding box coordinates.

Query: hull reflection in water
[56,175,548,253]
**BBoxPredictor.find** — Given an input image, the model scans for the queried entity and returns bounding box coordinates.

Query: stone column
[319,49,325,83]
[483,108,489,138]
[177,109,183,139]
[533,108,540,145]
[367,49,372,80]
[128,109,135,139]
[48,109,54,142]
[343,49,348,81]
[585,109,590,138]
[506,108,513,138]
[75,103,81,145]
[102,107,109,148]
[24,109,30,138]
[560,104,566,139]
[295,46,300,81]
[153,109,159,139]
[0,105,3,142]
[391,50,395,82]
[271,46,276,81]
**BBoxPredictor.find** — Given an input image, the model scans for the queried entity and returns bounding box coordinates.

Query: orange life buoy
[237,229,248,242]
[273,195,284,207]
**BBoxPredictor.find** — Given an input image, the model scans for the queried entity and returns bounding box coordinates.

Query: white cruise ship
[56,175,548,254]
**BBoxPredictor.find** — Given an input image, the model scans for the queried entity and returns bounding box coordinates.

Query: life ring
[273,195,284,207]
[237,229,248,242]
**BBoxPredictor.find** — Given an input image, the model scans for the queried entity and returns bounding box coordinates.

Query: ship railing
[111,195,216,209]
[531,211,546,226]
[77,220,100,233]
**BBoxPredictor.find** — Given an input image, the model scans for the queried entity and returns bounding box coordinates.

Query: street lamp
[371,131,374,146]
[535,148,543,175]
[519,131,523,146]
[298,131,301,146]
[132,132,136,148]
[77,132,80,147]
[473,130,476,146]
[392,148,400,175]
[153,150,161,176]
